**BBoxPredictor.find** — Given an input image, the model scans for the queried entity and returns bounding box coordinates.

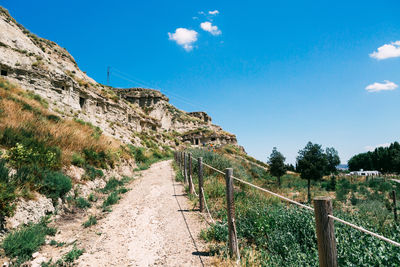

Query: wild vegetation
[2,217,56,265]
[177,147,400,266]
[0,77,174,264]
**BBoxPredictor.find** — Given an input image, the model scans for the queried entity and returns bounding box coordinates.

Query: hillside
[0,6,243,265]
[0,6,237,149]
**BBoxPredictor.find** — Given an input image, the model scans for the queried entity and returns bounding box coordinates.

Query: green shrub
[336,178,351,202]
[0,160,16,228]
[5,142,61,170]
[71,153,85,167]
[82,215,97,228]
[49,240,65,247]
[13,164,44,185]
[0,128,62,170]
[46,114,60,122]
[117,187,128,194]
[83,165,104,180]
[129,145,147,164]
[40,172,72,202]
[63,246,84,262]
[1,218,56,262]
[75,197,91,209]
[88,193,98,202]
[102,192,120,210]
[83,148,111,169]
[101,178,123,193]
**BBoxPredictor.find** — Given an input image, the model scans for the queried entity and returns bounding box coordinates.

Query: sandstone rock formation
[0,6,238,148]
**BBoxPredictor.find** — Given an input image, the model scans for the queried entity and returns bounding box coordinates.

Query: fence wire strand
[176,151,400,248]
[232,176,314,211]
[201,187,216,224]
[328,215,400,247]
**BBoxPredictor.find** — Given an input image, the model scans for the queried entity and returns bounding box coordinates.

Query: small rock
[67,238,77,244]
[31,256,48,267]
[32,252,40,258]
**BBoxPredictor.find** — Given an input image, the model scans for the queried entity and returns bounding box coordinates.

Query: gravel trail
[76,160,212,267]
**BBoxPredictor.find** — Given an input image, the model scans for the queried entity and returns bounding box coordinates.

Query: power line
[111,67,208,110]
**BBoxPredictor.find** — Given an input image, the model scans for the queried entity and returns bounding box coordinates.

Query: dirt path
[76,160,212,266]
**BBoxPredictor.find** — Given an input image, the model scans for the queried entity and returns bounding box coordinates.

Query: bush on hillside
[39,171,72,202]
[0,160,16,228]
[2,217,56,263]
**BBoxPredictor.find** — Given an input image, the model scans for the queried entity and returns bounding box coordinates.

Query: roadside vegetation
[1,217,56,265]
[177,146,400,266]
[0,77,173,264]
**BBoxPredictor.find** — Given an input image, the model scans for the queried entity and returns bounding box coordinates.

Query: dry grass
[0,77,122,165]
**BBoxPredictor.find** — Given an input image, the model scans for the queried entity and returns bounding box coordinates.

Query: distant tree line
[348,142,400,173]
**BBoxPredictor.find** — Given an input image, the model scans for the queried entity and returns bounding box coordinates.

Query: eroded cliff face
[0,7,237,148]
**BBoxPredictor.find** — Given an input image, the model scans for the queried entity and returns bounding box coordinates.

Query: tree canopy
[348,141,400,173]
[268,147,286,186]
[325,147,340,174]
[296,142,328,181]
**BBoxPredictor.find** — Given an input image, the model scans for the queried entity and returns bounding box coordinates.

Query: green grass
[75,197,91,209]
[100,178,124,193]
[1,217,56,263]
[179,148,400,266]
[63,246,84,263]
[82,215,97,228]
[102,192,120,210]
[49,240,65,247]
[88,193,98,202]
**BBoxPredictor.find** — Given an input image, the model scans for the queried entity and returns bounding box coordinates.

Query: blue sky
[2,0,400,164]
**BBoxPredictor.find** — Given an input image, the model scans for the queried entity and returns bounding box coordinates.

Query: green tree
[325,147,340,175]
[296,142,328,203]
[268,147,286,186]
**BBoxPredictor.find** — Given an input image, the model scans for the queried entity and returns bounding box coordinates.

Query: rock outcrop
[6,193,54,229]
[0,6,238,148]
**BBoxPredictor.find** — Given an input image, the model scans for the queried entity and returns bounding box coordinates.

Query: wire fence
[174,150,400,265]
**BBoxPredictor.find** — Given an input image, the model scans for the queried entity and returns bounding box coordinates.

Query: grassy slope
[0,77,173,264]
[177,148,400,266]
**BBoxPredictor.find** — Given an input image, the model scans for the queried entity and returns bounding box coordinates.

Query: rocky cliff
[0,6,237,149]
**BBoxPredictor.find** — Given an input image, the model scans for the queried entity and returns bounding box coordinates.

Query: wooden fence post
[188,153,194,194]
[198,157,205,212]
[393,190,398,222]
[314,197,337,267]
[178,151,182,170]
[180,152,184,175]
[184,152,188,184]
[225,168,240,260]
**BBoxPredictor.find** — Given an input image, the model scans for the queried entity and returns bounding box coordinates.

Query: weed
[1,217,56,262]
[71,153,85,167]
[102,192,120,210]
[88,193,98,202]
[40,171,72,202]
[75,197,91,209]
[101,178,123,193]
[63,246,84,263]
[83,165,104,181]
[82,215,97,228]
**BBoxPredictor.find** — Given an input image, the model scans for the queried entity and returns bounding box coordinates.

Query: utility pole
[107,66,110,86]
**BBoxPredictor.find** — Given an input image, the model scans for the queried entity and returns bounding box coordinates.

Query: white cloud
[168,28,198,51]
[200,21,222,36]
[365,80,398,92]
[370,41,400,60]
[209,10,219,15]
[365,143,390,152]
